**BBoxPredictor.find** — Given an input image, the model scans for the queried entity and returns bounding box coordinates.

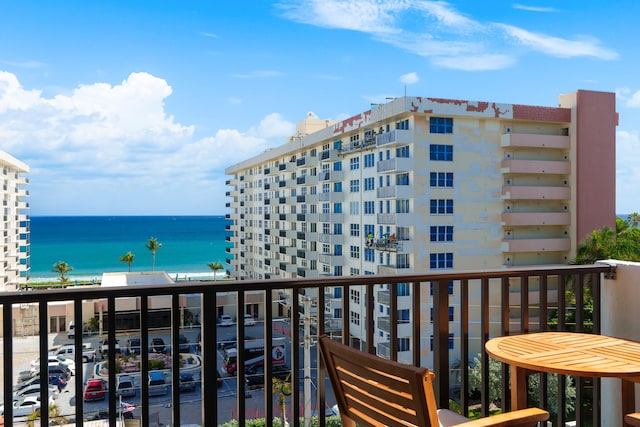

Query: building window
[430,199,453,215]
[364,177,375,191]
[430,117,453,134]
[322,243,330,254]
[398,338,410,352]
[430,172,454,187]
[334,223,342,235]
[322,223,330,234]
[365,248,375,262]
[350,267,360,276]
[350,179,360,192]
[396,146,410,158]
[350,310,360,325]
[364,201,375,214]
[334,245,342,256]
[350,157,360,170]
[350,289,360,304]
[429,144,453,161]
[322,183,330,193]
[430,252,454,269]
[333,161,342,171]
[350,245,360,259]
[322,203,330,214]
[395,119,409,130]
[333,266,342,276]
[334,203,342,213]
[333,308,342,319]
[364,153,375,167]
[350,223,360,237]
[396,199,410,214]
[347,201,357,215]
[396,173,409,186]
[333,182,342,192]
[430,226,454,242]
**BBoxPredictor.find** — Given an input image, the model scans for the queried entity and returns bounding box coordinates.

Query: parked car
[148,371,168,396]
[0,396,41,417]
[99,338,121,357]
[67,320,75,339]
[30,356,76,376]
[116,374,136,397]
[50,342,96,362]
[84,378,106,401]
[179,373,197,392]
[245,365,291,390]
[219,314,234,326]
[178,334,191,353]
[13,384,59,401]
[150,337,166,353]
[244,314,256,326]
[14,374,67,392]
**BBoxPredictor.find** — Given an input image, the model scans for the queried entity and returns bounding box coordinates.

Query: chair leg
[340,415,357,427]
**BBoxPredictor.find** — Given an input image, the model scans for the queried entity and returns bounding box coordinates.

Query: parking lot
[2,319,334,425]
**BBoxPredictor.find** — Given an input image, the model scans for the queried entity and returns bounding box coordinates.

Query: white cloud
[400,72,419,84]
[616,130,640,214]
[0,71,290,215]
[623,90,640,109]
[512,4,557,13]
[432,54,516,71]
[496,24,619,60]
[277,1,617,71]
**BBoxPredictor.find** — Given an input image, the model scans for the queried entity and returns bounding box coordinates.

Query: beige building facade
[225,90,617,361]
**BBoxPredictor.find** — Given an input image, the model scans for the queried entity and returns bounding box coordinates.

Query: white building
[225,91,616,361]
[0,150,29,291]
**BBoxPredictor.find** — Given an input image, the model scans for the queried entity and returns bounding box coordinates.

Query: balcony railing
[0,264,614,426]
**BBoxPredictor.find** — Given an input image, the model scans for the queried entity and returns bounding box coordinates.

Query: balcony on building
[4,262,637,426]
[502,211,571,226]
[501,237,571,252]
[377,262,412,275]
[376,184,412,199]
[500,132,570,149]
[501,159,570,174]
[377,157,414,173]
[376,128,413,148]
[502,185,570,200]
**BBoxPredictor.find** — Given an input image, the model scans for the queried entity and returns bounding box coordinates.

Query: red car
[83,378,106,401]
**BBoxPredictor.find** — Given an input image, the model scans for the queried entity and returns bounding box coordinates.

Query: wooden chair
[625,413,640,425]
[318,335,549,427]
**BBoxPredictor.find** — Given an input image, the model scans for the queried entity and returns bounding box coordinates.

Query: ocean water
[29,216,229,282]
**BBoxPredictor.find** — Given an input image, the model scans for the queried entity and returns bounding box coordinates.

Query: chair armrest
[448,408,549,427]
[625,413,640,426]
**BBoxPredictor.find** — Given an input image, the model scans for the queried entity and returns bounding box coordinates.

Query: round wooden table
[486,332,640,426]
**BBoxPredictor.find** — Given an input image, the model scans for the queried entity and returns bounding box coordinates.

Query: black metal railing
[0,264,610,426]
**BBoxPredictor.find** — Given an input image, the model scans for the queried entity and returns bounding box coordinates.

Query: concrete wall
[600,260,640,427]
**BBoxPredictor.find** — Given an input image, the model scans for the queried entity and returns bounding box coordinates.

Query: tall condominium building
[0,150,30,291]
[225,90,616,361]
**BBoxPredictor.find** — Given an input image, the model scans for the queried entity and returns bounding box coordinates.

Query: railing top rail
[0,263,613,303]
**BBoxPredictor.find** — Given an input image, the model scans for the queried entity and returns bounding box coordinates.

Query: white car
[219,314,234,326]
[14,384,59,402]
[0,395,41,417]
[31,355,76,376]
[244,314,256,326]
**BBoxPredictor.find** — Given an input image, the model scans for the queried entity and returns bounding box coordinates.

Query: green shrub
[217,415,342,427]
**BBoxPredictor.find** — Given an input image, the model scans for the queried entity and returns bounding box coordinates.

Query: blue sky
[0,1,638,216]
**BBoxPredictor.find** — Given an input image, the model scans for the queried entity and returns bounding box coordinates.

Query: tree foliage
[208,260,225,281]
[573,218,640,264]
[119,251,135,272]
[468,353,575,418]
[51,260,73,282]
[144,237,163,271]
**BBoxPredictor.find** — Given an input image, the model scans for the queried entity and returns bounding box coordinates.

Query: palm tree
[51,261,73,283]
[145,237,162,271]
[207,261,224,281]
[628,212,640,229]
[119,251,135,272]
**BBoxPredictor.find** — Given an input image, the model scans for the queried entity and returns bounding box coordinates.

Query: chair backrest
[319,334,440,427]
